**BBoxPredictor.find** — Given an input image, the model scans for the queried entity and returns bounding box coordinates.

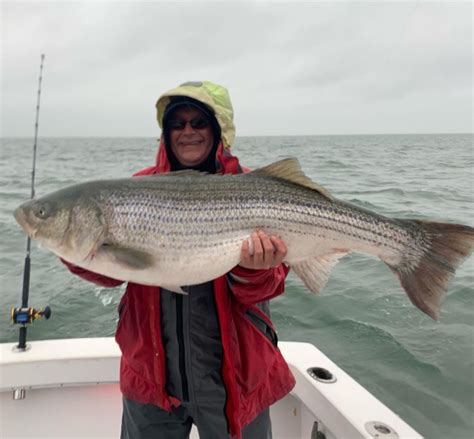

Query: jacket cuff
[230,265,274,285]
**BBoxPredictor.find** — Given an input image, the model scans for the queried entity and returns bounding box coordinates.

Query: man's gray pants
[121,397,272,439]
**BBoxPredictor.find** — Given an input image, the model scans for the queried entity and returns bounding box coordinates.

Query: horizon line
[1,132,472,139]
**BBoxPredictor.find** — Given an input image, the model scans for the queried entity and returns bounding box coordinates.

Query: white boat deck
[0,338,422,439]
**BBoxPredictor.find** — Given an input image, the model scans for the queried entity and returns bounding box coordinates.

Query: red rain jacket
[63,139,295,438]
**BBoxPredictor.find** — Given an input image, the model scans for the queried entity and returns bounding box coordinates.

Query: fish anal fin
[99,244,154,270]
[252,158,333,200]
[291,252,349,294]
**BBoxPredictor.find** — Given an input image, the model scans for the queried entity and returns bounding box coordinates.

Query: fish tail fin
[389,220,474,320]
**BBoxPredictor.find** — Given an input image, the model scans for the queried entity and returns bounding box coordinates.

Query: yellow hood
[156,81,235,148]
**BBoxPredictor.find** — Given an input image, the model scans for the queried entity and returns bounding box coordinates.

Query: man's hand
[239,231,287,270]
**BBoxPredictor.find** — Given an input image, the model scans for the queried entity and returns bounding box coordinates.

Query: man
[64,81,295,439]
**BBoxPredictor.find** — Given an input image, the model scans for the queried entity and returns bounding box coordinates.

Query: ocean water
[1,134,473,438]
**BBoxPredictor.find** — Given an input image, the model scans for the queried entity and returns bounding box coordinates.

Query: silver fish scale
[92,174,425,264]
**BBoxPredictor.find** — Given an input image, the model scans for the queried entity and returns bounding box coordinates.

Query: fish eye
[35,203,50,219]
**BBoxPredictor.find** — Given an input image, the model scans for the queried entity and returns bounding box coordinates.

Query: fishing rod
[11,54,51,351]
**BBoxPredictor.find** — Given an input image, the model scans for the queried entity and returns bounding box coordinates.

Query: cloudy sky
[1,1,472,137]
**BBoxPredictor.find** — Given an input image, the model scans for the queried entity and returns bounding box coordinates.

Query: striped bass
[14,158,474,320]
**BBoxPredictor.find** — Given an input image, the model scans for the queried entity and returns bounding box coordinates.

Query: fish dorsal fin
[252,158,332,199]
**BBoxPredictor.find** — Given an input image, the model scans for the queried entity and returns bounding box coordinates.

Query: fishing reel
[11,306,51,325]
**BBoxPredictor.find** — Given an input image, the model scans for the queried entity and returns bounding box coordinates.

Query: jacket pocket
[245,307,278,347]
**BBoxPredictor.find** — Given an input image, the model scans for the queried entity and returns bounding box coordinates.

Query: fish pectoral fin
[99,244,154,270]
[291,252,349,294]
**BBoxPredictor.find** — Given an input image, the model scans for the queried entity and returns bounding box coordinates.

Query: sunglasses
[167,118,210,130]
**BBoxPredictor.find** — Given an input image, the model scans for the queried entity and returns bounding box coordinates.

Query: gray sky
[1,0,472,137]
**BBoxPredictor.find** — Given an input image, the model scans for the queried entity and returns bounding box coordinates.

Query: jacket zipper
[176,294,189,401]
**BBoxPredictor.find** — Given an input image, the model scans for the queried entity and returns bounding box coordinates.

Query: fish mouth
[13,206,38,238]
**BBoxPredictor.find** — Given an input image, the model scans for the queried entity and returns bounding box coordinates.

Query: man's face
[168,106,214,168]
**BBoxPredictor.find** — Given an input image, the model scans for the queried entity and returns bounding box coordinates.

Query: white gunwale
[0,338,422,439]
